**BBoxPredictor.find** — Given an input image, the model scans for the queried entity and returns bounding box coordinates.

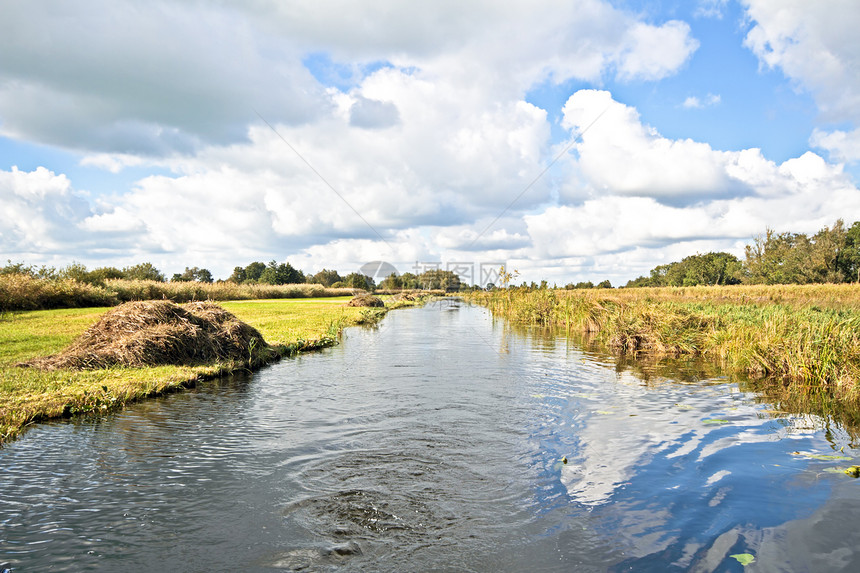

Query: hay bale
[346,294,384,307]
[22,300,272,370]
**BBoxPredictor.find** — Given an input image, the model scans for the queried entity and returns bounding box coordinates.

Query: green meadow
[0,297,396,443]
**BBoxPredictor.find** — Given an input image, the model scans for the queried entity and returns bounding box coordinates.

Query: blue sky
[1,0,859,285]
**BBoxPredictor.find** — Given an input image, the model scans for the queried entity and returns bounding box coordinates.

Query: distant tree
[172,267,213,283]
[59,261,91,283]
[838,221,860,282]
[623,276,654,288]
[416,269,460,291]
[0,261,45,277]
[628,252,742,288]
[122,262,165,282]
[744,230,816,284]
[806,220,847,283]
[311,269,343,287]
[228,266,247,284]
[259,260,304,285]
[343,272,375,290]
[379,272,402,290]
[244,262,267,283]
[398,272,420,289]
[678,252,742,286]
[596,279,612,289]
[89,266,125,284]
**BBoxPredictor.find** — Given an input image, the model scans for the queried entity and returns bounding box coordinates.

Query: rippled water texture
[3,301,860,571]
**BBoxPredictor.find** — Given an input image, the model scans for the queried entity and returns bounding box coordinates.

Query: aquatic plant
[468,285,860,405]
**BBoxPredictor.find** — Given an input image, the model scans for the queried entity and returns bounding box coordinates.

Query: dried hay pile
[392,292,421,301]
[346,294,384,307]
[23,300,273,370]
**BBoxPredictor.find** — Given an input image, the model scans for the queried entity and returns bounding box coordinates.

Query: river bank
[0,296,418,443]
[467,284,860,408]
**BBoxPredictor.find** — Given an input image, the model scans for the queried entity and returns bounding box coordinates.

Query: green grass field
[0,297,377,443]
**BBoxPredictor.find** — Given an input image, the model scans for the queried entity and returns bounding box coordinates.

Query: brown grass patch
[19,300,275,370]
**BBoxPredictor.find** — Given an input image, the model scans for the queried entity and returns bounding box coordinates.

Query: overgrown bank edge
[0,296,421,444]
[468,285,860,405]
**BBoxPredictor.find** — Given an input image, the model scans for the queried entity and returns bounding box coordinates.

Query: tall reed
[469,286,860,403]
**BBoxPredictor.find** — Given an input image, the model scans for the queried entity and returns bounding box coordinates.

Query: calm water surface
[2,300,860,571]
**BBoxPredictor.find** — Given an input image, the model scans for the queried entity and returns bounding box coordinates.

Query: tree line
[10,220,855,292]
[625,219,860,287]
[1,261,166,285]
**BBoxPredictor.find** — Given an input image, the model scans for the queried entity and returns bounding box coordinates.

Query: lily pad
[702,418,729,425]
[791,451,851,461]
[730,553,755,566]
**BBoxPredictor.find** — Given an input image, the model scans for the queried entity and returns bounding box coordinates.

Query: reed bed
[0,274,358,311]
[469,285,860,404]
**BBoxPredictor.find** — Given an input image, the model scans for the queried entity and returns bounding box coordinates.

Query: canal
[2,300,860,571]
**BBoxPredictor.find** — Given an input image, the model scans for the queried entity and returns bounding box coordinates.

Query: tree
[89,266,125,284]
[379,272,402,290]
[743,224,847,285]
[59,261,91,283]
[597,279,612,289]
[808,220,846,283]
[196,268,214,283]
[838,221,860,282]
[228,266,247,284]
[244,262,267,283]
[258,261,304,285]
[122,262,165,282]
[397,272,419,289]
[311,269,343,287]
[677,252,742,286]
[172,267,213,283]
[343,272,374,290]
[415,269,461,291]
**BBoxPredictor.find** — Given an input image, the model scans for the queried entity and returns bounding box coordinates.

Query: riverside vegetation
[0,294,424,443]
[468,284,860,417]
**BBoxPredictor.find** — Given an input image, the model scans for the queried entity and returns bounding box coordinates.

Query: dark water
[3,300,860,572]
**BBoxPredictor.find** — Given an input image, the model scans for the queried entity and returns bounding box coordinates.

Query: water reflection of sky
[504,323,859,569]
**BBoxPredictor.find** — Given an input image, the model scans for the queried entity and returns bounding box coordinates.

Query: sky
[1,0,859,286]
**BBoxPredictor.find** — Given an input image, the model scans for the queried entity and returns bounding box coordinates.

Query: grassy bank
[0,296,416,443]
[468,285,860,405]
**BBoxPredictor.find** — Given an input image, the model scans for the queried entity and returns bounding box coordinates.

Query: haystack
[22,300,274,370]
[346,294,384,307]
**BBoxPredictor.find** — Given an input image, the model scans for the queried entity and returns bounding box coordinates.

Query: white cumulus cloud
[743,0,860,164]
